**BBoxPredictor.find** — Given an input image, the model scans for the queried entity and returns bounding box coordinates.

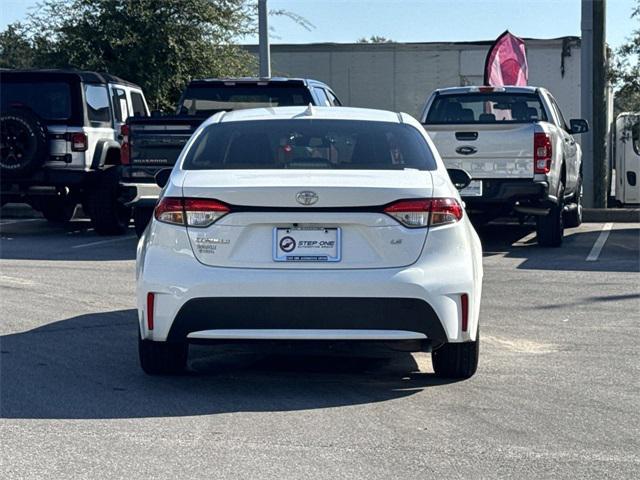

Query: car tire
[564,175,583,228]
[40,197,77,224]
[133,206,154,238]
[0,108,48,177]
[432,334,479,379]
[87,168,132,235]
[536,184,565,247]
[138,332,188,375]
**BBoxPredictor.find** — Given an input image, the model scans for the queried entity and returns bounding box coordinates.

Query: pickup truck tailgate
[425,124,535,179]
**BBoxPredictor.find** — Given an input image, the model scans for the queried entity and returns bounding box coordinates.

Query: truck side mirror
[447,168,472,190]
[155,168,172,189]
[569,119,589,134]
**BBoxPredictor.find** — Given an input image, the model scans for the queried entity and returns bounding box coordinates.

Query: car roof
[187,77,332,89]
[211,106,404,125]
[434,85,540,95]
[1,69,142,88]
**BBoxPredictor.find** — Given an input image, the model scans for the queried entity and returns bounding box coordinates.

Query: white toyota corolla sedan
[136,106,483,378]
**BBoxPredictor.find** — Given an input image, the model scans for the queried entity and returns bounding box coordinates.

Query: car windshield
[424,92,548,124]
[178,85,314,116]
[1,82,71,121]
[183,119,437,170]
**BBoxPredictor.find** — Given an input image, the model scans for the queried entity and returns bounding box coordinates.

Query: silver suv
[0,69,149,234]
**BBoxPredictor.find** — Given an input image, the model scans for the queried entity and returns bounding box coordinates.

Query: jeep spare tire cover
[0,108,48,177]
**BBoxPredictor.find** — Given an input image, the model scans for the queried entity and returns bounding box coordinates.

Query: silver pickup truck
[420,85,589,246]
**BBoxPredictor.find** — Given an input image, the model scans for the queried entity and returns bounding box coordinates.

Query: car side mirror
[447,168,472,190]
[155,168,172,189]
[569,119,589,134]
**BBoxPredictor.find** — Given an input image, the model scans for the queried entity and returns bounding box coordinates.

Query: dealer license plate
[273,227,341,262]
[460,180,483,197]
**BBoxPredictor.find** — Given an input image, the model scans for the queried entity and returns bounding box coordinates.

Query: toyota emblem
[296,191,319,206]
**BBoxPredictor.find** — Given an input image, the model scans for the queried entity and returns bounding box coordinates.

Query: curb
[583,208,640,223]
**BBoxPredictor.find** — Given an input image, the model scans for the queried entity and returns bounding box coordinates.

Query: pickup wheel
[432,334,479,379]
[133,206,154,238]
[564,175,583,228]
[536,184,565,247]
[87,168,132,235]
[138,332,188,375]
[40,196,77,224]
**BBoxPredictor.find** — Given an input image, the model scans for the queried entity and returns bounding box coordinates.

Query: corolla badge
[296,191,319,206]
[456,146,477,155]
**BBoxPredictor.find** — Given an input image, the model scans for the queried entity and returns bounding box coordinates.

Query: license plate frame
[460,179,483,197]
[273,227,341,262]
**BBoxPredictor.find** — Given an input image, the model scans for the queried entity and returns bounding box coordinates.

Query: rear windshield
[1,82,71,121]
[183,120,437,171]
[178,85,314,116]
[425,92,548,124]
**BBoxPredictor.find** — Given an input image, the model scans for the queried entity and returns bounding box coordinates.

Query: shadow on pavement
[0,309,455,420]
[477,222,640,273]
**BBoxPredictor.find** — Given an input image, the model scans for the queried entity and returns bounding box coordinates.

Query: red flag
[484,31,528,86]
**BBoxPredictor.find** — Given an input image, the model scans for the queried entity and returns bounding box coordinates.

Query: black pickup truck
[120,77,342,235]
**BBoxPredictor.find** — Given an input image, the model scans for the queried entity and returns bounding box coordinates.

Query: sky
[0,0,636,50]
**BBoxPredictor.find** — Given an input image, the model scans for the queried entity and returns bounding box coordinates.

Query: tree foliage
[357,36,394,44]
[0,0,257,110]
[610,1,640,113]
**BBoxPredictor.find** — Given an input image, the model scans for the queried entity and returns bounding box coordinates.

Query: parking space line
[0,218,44,226]
[72,236,136,249]
[586,222,613,262]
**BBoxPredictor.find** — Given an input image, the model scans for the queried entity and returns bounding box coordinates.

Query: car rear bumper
[120,180,161,207]
[137,220,482,345]
[463,179,548,205]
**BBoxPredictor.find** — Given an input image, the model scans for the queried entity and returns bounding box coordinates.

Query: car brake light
[146,292,154,330]
[534,132,552,174]
[120,125,130,165]
[384,198,463,228]
[461,293,469,332]
[69,132,87,152]
[154,197,230,227]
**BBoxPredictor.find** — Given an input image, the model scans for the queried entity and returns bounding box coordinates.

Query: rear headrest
[479,113,496,123]
[459,108,474,123]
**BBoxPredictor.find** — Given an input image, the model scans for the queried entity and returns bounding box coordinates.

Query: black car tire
[133,206,154,238]
[432,333,479,379]
[0,108,48,177]
[536,184,565,247]
[138,331,188,375]
[40,196,77,224]
[564,175,583,228]
[87,168,132,235]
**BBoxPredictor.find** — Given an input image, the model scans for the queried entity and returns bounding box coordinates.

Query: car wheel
[133,206,154,238]
[87,168,132,235]
[564,175,583,228]
[40,197,77,224]
[138,331,188,375]
[536,184,565,247]
[432,333,479,379]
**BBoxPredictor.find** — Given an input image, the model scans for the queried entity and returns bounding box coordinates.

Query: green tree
[610,1,640,113]
[357,35,394,44]
[0,0,257,110]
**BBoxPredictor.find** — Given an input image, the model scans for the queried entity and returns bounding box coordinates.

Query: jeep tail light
[69,132,87,152]
[534,132,552,174]
[154,197,230,227]
[120,124,130,165]
[146,292,154,330]
[384,198,463,228]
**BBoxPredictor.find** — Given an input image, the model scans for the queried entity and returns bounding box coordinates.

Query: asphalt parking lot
[1,211,639,479]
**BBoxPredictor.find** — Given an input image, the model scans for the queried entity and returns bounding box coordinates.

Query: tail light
[461,293,469,332]
[69,132,87,152]
[384,198,463,228]
[534,132,552,174]
[146,292,155,330]
[154,197,230,227]
[120,124,130,165]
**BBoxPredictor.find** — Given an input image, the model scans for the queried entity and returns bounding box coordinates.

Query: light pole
[258,0,271,78]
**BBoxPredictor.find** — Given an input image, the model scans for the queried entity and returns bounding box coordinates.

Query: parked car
[613,112,640,206]
[420,86,589,246]
[120,77,342,236]
[0,69,149,234]
[136,105,483,378]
